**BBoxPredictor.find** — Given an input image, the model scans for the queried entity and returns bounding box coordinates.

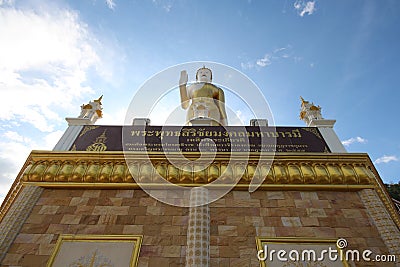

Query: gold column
[0,185,43,263]
[186,187,210,267]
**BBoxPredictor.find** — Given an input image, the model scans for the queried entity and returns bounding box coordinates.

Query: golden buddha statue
[179,66,228,126]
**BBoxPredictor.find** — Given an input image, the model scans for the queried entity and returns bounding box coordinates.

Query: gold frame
[46,234,142,267]
[255,237,350,267]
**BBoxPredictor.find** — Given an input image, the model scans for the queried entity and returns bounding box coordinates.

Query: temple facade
[0,80,399,266]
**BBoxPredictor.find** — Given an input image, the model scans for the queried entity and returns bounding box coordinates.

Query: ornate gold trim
[1,150,399,231]
[79,125,99,137]
[22,182,374,191]
[301,127,323,139]
[47,234,142,267]
[21,151,375,186]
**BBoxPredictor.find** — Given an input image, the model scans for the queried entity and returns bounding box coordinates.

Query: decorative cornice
[1,150,399,230]
[21,151,375,186]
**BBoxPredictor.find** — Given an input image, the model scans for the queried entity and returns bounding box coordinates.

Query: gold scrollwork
[301,127,322,139]
[79,125,100,137]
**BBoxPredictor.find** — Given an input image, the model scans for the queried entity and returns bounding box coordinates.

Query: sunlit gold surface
[1,150,399,229]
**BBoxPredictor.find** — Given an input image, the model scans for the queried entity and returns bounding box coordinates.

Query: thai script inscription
[71,126,330,153]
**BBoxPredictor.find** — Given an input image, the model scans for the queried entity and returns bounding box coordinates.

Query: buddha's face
[196,68,212,83]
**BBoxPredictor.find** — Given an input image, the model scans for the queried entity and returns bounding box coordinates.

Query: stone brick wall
[0,189,188,267]
[1,189,395,267]
[209,190,395,266]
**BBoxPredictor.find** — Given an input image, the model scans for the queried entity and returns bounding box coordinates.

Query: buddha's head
[196,66,212,83]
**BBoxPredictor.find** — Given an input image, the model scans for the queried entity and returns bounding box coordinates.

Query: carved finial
[299,97,323,126]
[300,96,309,106]
[94,95,103,104]
[66,95,104,126]
[77,96,103,122]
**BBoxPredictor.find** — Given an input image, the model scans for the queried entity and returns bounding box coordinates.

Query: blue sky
[1,0,400,204]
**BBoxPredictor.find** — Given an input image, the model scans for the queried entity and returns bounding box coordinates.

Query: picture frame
[47,235,142,267]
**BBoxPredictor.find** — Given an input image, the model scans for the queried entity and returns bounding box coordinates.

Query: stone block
[38,205,59,215]
[161,245,181,257]
[300,192,318,200]
[263,217,283,227]
[306,208,327,217]
[232,191,251,199]
[82,190,101,198]
[342,208,363,218]
[281,217,302,227]
[115,189,134,198]
[300,217,319,227]
[219,245,239,258]
[60,214,81,224]
[218,226,238,236]
[7,243,38,255]
[122,225,143,234]
[266,192,285,200]
[255,226,276,237]
[1,253,23,265]
[161,225,181,236]
[294,227,315,237]
[92,206,129,215]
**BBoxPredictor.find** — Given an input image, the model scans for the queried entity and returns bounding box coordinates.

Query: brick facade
[1,188,396,266]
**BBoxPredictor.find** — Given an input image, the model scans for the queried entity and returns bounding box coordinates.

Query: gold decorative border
[79,125,99,137]
[255,237,349,267]
[1,150,399,231]
[22,182,374,191]
[301,127,322,139]
[46,234,142,267]
[20,151,375,186]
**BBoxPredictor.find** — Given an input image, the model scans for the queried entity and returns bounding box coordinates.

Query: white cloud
[294,0,316,17]
[0,6,100,132]
[100,108,127,125]
[242,45,293,70]
[0,3,108,206]
[152,0,174,12]
[44,130,65,149]
[0,139,35,206]
[374,155,399,164]
[0,129,65,205]
[241,62,254,70]
[341,136,367,146]
[0,0,14,6]
[105,0,116,10]
[256,55,272,67]
[273,47,286,53]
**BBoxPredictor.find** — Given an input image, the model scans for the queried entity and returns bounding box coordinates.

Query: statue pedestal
[65,117,93,126]
[189,118,214,126]
[308,119,336,128]
[132,118,151,126]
